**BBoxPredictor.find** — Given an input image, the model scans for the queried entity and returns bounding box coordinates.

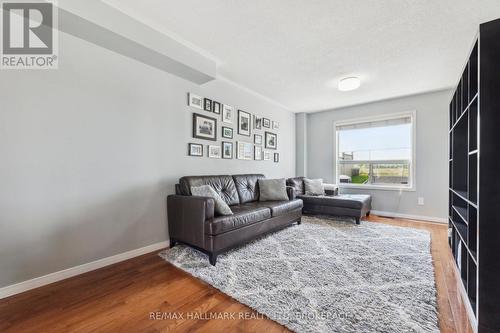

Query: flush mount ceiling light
[338,77,361,91]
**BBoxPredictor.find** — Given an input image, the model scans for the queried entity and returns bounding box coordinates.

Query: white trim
[0,241,169,300]
[370,210,447,224]
[334,110,417,191]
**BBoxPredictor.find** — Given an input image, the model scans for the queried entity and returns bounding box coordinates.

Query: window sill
[339,184,416,192]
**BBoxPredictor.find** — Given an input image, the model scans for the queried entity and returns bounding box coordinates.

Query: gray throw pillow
[258,178,289,201]
[304,178,325,196]
[191,185,233,216]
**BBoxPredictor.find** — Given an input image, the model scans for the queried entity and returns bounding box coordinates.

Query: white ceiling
[103,0,500,112]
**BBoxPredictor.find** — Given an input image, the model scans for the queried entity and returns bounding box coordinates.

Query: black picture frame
[212,101,221,114]
[193,113,217,141]
[274,153,279,163]
[204,98,212,112]
[222,126,233,139]
[222,141,233,159]
[188,143,203,157]
[254,115,262,129]
[238,110,251,136]
[265,131,277,149]
[263,118,271,128]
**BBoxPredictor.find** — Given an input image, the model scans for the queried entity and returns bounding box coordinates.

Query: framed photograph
[254,146,263,160]
[193,113,217,141]
[238,110,251,136]
[265,131,277,149]
[263,151,271,161]
[204,98,212,112]
[208,145,221,158]
[237,141,253,160]
[188,143,203,156]
[188,93,203,109]
[274,153,279,163]
[263,118,271,128]
[272,121,279,129]
[254,115,262,129]
[222,126,233,139]
[254,134,262,145]
[212,101,221,114]
[222,104,234,124]
[222,141,233,159]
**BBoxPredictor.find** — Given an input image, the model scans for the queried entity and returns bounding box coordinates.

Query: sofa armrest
[286,186,296,200]
[323,183,338,196]
[167,195,215,249]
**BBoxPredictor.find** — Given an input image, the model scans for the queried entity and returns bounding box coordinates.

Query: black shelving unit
[448,18,500,333]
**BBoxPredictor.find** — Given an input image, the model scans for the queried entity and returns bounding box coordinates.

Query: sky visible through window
[338,123,411,161]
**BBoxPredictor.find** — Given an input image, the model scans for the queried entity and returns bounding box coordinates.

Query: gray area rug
[159,216,439,333]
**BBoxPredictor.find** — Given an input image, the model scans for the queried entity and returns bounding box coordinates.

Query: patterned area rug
[159,216,439,333]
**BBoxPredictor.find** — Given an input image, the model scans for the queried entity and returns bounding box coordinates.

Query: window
[335,112,415,190]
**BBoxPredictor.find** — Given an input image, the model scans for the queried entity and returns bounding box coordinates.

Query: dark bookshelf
[448,18,500,333]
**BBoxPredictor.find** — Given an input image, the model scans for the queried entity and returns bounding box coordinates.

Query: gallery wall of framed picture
[186,92,280,163]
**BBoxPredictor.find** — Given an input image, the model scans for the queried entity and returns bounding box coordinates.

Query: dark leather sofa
[287,177,371,224]
[167,174,303,265]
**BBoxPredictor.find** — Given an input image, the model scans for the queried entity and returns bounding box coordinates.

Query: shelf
[449,93,478,132]
[453,205,468,224]
[450,218,477,265]
[449,188,477,208]
[468,150,478,155]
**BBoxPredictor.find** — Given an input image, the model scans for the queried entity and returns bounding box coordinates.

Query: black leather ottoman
[286,177,371,224]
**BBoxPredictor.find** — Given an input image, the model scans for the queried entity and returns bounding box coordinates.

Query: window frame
[334,110,417,191]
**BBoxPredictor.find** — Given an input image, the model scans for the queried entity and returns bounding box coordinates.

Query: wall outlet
[418,197,424,205]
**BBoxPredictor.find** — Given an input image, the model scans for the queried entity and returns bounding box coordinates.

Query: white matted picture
[254,115,262,129]
[222,104,234,123]
[188,143,203,156]
[188,92,203,109]
[274,153,279,163]
[238,110,251,136]
[237,141,253,160]
[208,145,221,158]
[272,121,279,129]
[263,151,271,161]
[254,134,262,145]
[222,141,233,159]
[193,113,217,141]
[254,146,263,160]
[263,118,271,128]
[265,131,277,149]
[222,126,233,139]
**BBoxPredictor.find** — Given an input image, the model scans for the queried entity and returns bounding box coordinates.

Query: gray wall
[0,32,295,287]
[301,90,451,220]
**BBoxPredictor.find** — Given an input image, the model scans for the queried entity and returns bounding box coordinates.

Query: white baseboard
[0,240,169,300]
[370,210,447,224]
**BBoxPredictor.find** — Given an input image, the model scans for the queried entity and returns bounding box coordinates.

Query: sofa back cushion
[232,174,265,203]
[286,177,305,195]
[179,175,240,206]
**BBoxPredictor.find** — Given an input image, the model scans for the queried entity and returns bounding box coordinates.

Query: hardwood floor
[0,215,473,333]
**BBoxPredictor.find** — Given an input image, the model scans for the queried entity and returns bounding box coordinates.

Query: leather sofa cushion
[232,174,265,203]
[207,204,271,235]
[264,199,303,217]
[179,175,240,206]
[297,194,371,209]
[235,200,303,217]
[286,177,305,195]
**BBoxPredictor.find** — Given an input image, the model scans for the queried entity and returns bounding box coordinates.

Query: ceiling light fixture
[338,77,361,91]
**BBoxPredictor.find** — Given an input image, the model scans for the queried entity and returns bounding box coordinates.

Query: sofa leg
[170,239,177,248]
[366,211,370,216]
[355,217,360,225]
[209,253,217,266]
[297,218,302,225]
